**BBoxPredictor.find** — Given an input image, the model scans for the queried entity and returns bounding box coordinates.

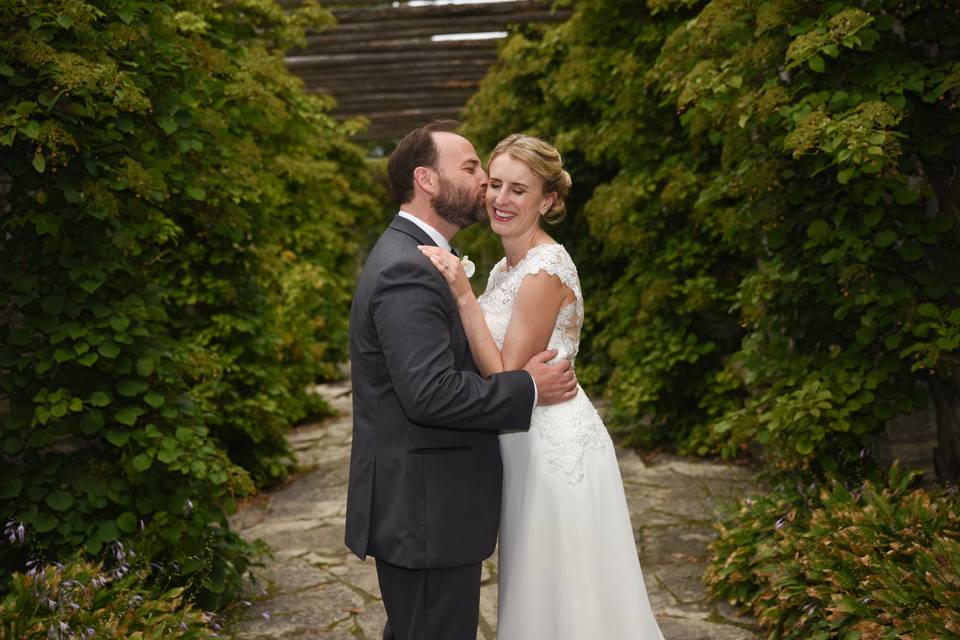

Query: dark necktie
[450,246,461,259]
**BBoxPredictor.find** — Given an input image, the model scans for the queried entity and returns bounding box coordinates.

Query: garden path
[225,382,761,640]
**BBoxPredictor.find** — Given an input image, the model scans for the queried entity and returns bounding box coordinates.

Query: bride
[418,134,665,639]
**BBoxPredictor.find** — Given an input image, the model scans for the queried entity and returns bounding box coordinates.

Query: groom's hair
[387,120,460,204]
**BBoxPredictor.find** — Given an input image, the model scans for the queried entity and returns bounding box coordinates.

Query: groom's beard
[432,175,487,229]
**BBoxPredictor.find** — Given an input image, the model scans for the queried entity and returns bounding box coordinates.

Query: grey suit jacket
[345,215,535,569]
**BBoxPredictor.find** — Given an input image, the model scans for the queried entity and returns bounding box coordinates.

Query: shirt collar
[398,211,451,252]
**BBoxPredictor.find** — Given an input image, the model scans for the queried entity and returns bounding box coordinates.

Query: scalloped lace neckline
[501,243,563,274]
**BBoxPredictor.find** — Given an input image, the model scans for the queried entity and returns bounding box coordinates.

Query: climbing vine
[0,0,378,608]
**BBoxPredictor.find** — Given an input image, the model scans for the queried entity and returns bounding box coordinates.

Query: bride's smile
[486,154,556,243]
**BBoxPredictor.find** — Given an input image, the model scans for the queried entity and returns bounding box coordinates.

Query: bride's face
[485,154,554,239]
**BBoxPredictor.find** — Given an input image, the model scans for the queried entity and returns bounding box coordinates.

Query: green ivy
[0,0,378,608]
[462,0,960,474]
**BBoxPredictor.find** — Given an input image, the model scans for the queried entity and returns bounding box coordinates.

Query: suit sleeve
[371,258,535,431]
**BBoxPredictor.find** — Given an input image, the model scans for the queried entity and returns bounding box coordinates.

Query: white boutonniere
[460,254,475,278]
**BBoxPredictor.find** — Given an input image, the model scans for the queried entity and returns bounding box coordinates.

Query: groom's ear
[413,166,436,195]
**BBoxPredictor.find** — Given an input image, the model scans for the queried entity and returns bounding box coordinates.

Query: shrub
[0,0,377,608]
[0,552,218,639]
[706,465,960,639]
[463,0,960,472]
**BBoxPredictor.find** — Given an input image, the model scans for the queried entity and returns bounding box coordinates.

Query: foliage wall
[0,0,378,607]
[462,0,960,476]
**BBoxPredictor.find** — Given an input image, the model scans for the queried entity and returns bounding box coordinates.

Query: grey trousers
[375,558,484,640]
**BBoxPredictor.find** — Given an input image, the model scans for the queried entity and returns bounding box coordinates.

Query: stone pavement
[225,383,761,640]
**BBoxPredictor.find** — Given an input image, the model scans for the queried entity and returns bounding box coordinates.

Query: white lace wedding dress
[478,244,665,640]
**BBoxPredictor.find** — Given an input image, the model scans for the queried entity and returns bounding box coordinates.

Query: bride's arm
[418,246,568,377]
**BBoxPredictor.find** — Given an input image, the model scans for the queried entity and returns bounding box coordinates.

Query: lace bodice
[478,244,609,484]
[477,244,583,365]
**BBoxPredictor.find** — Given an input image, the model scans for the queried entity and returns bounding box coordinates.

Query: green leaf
[0,477,23,499]
[894,187,919,205]
[54,348,74,363]
[56,14,74,28]
[98,341,120,358]
[116,511,138,532]
[185,186,206,201]
[158,116,178,134]
[105,429,130,447]
[34,512,58,533]
[807,220,831,241]
[46,490,75,511]
[109,316,130,332]
[874,230,897,247]
[114,407,142,426]
[144,392,165,408]
[90,391,111,407]
[117,379,147,397]
[131,452,153,471]
[917,303,939,318]
[136,357,155,376]
[795,438,814,455]
[78,352,99,366]
[899,241,923,262]
[94,519,119,542]
[884,334,903,350]
[32,150,46,173]
[808,55,826,73]
[0,63,14,77]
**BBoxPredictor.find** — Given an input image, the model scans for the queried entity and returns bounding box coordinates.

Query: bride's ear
[414,167,436,195]
[540,193,558,216]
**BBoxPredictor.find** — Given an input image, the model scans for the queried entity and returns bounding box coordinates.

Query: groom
[345,121,577,640]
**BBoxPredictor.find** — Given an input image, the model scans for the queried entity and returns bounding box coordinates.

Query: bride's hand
[418,245,472,302]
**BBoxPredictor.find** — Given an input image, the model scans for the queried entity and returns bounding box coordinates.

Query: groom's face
[431,132,488,228]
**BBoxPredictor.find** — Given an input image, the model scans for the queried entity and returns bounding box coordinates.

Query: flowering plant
[460,255,476,279]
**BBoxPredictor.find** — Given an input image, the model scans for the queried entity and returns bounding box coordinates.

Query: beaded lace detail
[478,244,610,483]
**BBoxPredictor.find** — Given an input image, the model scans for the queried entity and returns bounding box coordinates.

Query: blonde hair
[488,134,572,222]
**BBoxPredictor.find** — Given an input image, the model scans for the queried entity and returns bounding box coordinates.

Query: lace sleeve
[515,245,582,307]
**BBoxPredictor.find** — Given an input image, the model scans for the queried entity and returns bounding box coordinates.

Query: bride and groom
[345,121,664,639]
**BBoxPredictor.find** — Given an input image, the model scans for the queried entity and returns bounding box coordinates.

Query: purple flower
[262,611,271,621]
[775,516,787,530]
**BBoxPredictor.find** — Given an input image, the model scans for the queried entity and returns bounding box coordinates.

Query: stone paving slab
[225,383,761,639]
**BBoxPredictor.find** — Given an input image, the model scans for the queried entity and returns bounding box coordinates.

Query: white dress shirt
[396,210,539,408]
[399,211,451,252]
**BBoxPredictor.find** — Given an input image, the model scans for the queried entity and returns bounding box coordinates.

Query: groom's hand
[524,350,578,405]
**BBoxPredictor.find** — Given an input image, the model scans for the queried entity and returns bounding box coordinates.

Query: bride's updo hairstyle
[488,134,572,223]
